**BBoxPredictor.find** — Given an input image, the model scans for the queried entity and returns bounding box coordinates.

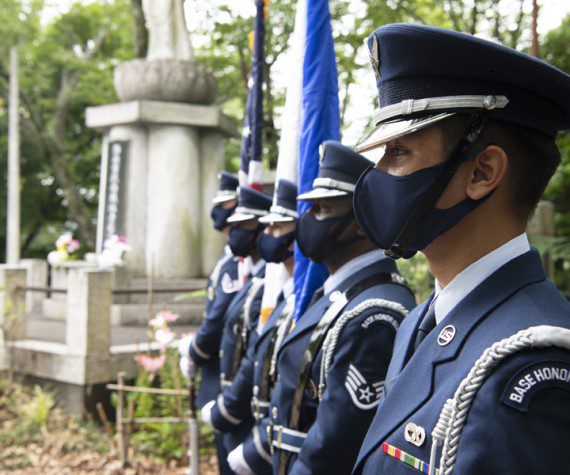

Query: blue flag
[294,0,340,320]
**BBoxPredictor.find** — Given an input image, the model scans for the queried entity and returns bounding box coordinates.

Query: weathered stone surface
[20,259,48,314]
[146,124,202,278]
[0,265,27,369]
[114,59,216,104]
[66,268,112,358]
[86,100,237,137]
[200,131,227,275]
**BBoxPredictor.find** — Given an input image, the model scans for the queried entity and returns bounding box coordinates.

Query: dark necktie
[307,286,325,308]
[413,298,437,351]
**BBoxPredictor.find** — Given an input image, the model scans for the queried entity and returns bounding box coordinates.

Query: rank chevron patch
[221,273,241,294]
[344,364,384,410]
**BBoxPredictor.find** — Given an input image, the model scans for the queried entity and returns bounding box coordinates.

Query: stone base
[8,339,164,385]
[20,374,119,418]
[42,298,66,320]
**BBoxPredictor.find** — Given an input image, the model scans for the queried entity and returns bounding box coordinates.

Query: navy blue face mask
[295,211,360,263]
[211,205,235,231]
[353,162,491,259]
[258,231,295,263]
[228,226,261,257]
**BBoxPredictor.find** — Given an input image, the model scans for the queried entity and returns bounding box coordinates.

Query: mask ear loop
[385,110,489,259]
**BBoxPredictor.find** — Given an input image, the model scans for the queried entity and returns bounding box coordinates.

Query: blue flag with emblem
[293,0,340,320]
[239,0,266,191]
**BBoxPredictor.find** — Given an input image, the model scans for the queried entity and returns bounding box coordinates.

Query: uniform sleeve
[210,356,255,432]
[449,347,570,474]
[209,286,265,431]
[242,417,273,475]
[190,260,239,365]
[290,307,400,475]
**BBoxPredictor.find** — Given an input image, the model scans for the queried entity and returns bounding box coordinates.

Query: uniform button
[330,291,342,302]
[272,407,278,419]
[219,349,224,358]
[254,361,259,368]
[253,385,259,396]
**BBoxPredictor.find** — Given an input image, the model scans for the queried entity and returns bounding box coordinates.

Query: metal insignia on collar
[329,291,342,302]
[404,422,426,447]
[344,364,384,410]
[438,325,456,346]
[370,34,381,79]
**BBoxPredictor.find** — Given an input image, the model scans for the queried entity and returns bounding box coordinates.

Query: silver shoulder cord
[269,299,296,379]
[318,299,409,400]
[429,325,570,475]
[242,277,265,332]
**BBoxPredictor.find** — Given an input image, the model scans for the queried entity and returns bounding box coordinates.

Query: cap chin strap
[385,110,488,259]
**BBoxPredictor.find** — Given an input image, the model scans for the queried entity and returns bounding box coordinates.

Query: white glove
[178,336,197,378]
[179,355,197,378]
[228,444,255,475]
[178,335,193,357]
[201,399,216,428]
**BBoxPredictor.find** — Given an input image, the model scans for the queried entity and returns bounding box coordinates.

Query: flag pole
[7,47,21,264]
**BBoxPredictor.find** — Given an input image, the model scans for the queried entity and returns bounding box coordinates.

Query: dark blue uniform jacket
[354,250,570,475]
[270,257,416,474]
[211,263,266,454]
[190,251,240,407]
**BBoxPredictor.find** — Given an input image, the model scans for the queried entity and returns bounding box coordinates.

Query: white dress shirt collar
[434,233,531,324]
[323,250,386,295]
[252,258,266,276]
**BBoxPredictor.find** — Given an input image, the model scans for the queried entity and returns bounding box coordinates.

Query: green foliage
[397,253,434,303]
[19,385,55,431]
[0,0,135,257]
[541,15,570,292]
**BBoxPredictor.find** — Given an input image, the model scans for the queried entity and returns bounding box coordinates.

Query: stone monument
[86,0,236,285]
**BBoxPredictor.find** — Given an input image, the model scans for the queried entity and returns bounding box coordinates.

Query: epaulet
[430,325,570,475]
[318,298,409,399]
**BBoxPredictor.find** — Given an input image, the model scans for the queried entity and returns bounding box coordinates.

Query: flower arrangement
[133,310,181,376]
[98,234,131,268]
[47,233,81,265]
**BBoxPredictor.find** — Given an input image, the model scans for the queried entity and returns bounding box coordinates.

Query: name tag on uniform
[501,360,570,412]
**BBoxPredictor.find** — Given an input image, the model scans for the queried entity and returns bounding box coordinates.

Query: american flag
[239,0,266,191]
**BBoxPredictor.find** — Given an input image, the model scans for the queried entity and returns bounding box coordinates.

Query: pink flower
[149,311,180,329]
[157,311,180,324]
[134,354,166,373]
[154,328,176,346]
[66,239,81,254]
[148,315,166,329]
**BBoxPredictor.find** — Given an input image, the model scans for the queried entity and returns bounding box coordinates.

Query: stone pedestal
[86,100,236,280]
[42,260,97,320]
[0,265,27,369]
[66,268,112,358]
[20,259,48,314]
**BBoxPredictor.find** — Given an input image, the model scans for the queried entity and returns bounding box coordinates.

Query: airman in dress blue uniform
[351,24,570,474]
[268,142,417,475]
[178,171,241,474]
[201,186,273,462]
[207,179,300,475]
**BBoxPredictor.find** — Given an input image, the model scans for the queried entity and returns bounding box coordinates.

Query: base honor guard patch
[501,360,570,412]
[344,365,384,410]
